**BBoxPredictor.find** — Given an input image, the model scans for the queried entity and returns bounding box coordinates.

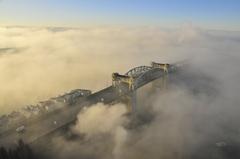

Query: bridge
[0,61,181,148]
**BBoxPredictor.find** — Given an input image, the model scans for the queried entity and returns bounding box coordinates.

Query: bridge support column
[152,74,168,91]
[126,91,137,113]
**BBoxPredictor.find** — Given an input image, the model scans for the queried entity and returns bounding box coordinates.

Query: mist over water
[0,24,233,113]
[1,25,240,158]
[38,55,240,159]
[41,64,240,159]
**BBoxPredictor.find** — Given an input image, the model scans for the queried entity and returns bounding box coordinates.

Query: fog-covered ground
[1,25,240,159]
[35,64,240,159]
[1,25,240,114]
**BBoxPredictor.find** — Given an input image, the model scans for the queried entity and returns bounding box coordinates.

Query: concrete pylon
[126,91,137,113]
[152,73,168,91]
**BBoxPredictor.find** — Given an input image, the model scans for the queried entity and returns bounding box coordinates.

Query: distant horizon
[1,23,240,32]
[0,0,239,31]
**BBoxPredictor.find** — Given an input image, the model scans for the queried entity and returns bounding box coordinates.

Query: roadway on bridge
[0,65,173,147]
[0,86,120,147]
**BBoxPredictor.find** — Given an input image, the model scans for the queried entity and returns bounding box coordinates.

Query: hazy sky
[0,0,239,30]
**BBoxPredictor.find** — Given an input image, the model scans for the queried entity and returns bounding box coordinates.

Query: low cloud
[1,25,240,114]
[73,103,127,138]
[48,103,128,159]
[1,24,240,158]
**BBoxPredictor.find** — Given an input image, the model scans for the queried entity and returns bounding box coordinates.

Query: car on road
[16,125,25,133]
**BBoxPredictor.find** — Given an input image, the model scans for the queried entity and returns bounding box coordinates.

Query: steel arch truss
[125,66,152,78]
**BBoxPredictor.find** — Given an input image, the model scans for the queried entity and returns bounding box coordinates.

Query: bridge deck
[0,65,177,147]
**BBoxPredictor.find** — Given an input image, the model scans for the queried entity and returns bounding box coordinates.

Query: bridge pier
[152,73,168,91]
[112,62,172,113]
[118,90,137,114]
[127,91,137,113]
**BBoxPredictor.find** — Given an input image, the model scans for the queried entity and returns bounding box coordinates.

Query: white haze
[0,24,203,114]
[50,65,240,159]
[73,103,127,138]
[50,103,129,159]
[1,24,239,158]
[1,25,240,114]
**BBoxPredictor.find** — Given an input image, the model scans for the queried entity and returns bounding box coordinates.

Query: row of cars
[0,89,91,133]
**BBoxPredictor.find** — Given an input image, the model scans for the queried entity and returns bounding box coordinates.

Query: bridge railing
[112,73,135,90]
[112,62,173,91]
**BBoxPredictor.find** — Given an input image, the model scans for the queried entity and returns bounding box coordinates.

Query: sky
[0,0,240,30]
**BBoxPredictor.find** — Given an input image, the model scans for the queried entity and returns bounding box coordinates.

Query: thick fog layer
[1,25,240,114]
[1,25,240,159]
[46,61,240,159]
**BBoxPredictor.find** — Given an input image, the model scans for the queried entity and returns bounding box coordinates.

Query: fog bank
[0,25,240,115]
